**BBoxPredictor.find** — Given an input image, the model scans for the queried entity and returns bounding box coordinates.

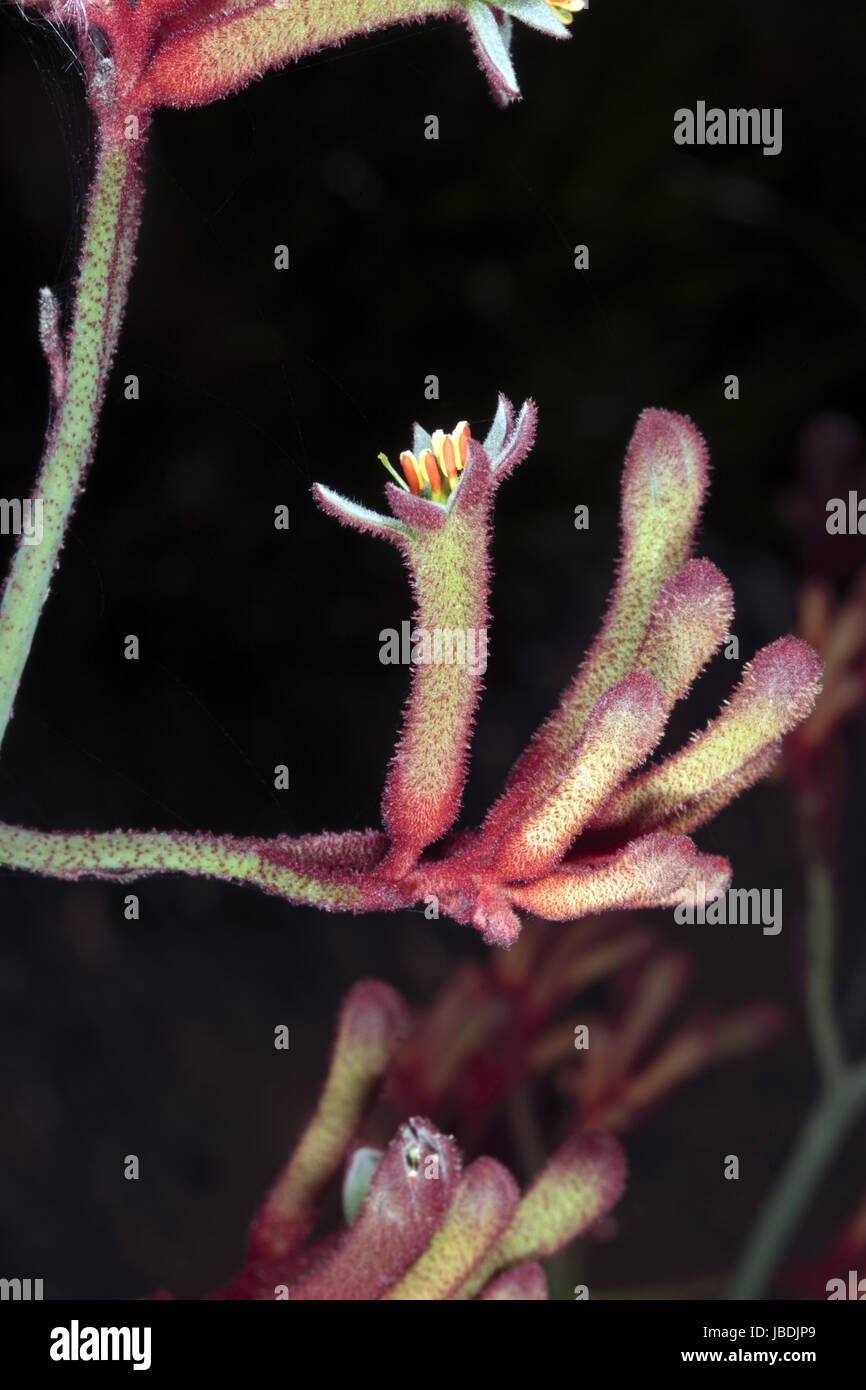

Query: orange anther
[439,434,458,481]
[418,448,441,496]
[400,451,421,494]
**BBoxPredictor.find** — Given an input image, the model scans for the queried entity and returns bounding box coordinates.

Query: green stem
[0,823,365,911]
[726,805,859,1300]
[726,1062,866,1299]
[0,130,145,753]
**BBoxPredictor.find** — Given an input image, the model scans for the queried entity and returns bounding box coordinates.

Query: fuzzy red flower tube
[24,0,578,135]
[0,399,822,947]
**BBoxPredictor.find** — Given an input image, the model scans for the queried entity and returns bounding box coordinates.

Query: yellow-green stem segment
[0,824,361,910]
[0,133,144,751]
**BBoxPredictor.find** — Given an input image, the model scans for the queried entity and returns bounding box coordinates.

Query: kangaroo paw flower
[288,1119,461,1300]
[231,979,410,1290]
[3,400,820,948]
[160,982,627,1299]
[315,398,536,876]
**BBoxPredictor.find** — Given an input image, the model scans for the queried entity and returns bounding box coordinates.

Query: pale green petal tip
[342,1147,384,1226]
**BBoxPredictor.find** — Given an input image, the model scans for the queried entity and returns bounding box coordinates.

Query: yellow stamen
[545,0,586,23]
[383,422,474,504]
[453,421,470,469]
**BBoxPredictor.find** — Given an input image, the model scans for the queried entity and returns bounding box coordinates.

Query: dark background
[0,0,865,1297]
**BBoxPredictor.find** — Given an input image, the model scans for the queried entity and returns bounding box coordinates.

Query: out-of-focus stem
[804,855,846,1087]
[727,1061,866,1300]
[0,130,145,753]
[725,772,866,1300]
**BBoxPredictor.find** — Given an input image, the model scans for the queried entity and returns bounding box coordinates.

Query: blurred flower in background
[152,979,627,1300]
[388,916,785,1143]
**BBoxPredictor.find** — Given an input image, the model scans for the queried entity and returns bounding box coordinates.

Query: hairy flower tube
[22,0,577,134]
[0,399,823,945]
[149,980,627,1300]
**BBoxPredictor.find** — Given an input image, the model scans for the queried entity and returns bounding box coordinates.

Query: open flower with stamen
[0,399,822,946]
[315,395,536,879]
[0,0,588,853]
[382,419,472,502]
[316,401,819,944]
[148,980,627,1300]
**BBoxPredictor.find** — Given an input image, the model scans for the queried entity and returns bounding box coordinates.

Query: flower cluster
[308,398,822,945]
[0,399,822,946]
[388,914,785,1135]
[152,981,627,1300]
